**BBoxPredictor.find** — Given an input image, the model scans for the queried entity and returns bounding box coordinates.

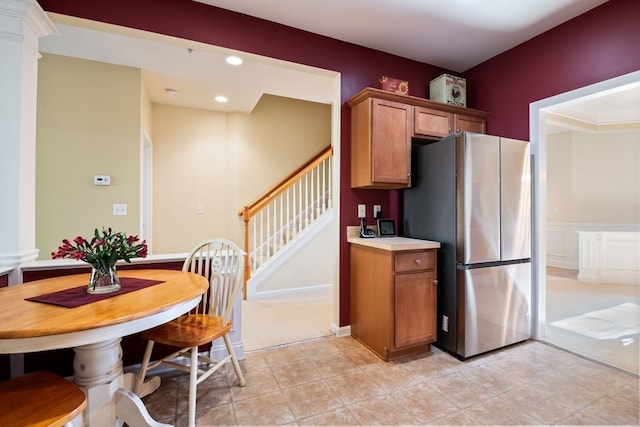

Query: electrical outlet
[442,315,449,332]
[357,204,366,218]
[373,205,381,218]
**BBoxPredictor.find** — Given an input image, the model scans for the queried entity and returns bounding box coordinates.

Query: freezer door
[458,133,500,264]
[500,138,531,260]
[457,262,531,358]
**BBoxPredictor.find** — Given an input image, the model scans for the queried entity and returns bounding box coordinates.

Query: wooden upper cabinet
[350,96,412,189]
[348,88,489,189]
[455,113,486,134]
[414,106,452,138]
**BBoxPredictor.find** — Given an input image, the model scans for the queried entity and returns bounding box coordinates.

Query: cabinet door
[394,270,437,348]
[414,106,452,138]
[370,99,412,186]
[454,114,486,134]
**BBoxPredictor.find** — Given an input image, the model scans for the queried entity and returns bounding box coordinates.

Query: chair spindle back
[182,238,245,323]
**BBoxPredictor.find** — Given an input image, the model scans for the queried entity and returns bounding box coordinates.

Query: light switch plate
[94,175,110,186]
[113,203,127,216]
[357,204,366,218]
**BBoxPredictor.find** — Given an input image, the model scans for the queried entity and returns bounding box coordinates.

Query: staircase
[239,145,333,299]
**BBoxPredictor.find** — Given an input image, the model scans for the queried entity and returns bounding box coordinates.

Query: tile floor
[141,336,639,426]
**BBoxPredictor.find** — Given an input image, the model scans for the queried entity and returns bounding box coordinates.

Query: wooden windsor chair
[134,238,246,427]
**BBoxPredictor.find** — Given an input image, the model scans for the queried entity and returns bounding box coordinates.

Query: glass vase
[88,264,121,294]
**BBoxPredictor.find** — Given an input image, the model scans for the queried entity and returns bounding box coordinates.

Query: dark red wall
[0,272,8,288]
[464,0,640,140]
[37,0,640,327]
[38,0,452,326]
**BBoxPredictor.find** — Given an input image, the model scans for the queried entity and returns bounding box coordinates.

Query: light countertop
[347,226,440,251]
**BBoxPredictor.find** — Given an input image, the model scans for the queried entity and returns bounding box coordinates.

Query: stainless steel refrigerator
[402,132,531,359]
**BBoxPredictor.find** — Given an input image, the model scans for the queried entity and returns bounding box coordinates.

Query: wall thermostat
[94,175,111,186]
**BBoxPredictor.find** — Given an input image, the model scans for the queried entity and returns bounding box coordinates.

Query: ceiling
[195,0,607,73]
[39,14,337,113]
[39,0,639,128]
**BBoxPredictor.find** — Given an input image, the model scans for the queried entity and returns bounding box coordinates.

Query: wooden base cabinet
[350,244,437,361]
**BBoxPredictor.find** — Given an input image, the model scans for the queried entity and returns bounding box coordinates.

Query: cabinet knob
[433,279,438,286]
[415,259,421,265]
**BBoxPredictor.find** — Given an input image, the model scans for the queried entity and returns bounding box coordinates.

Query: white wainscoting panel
[577,231,639,285]
[546,223,639,273]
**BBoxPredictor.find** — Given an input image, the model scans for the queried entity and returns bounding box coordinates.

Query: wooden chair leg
[223,334,246,386]
[134,340,155,396]
[188,346,199,427]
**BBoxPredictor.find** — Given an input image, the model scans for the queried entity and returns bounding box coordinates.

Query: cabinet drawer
[395,250,436,272]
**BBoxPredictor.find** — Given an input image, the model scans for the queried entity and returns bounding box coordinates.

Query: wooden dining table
[0,269,208,427]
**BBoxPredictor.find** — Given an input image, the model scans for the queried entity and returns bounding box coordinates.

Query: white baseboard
[251,283,332,300]
[332,323,351,338]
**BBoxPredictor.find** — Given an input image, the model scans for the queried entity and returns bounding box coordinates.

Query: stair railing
[239,145,333,299]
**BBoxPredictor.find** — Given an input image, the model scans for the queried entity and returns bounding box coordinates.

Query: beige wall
[36,54,141,257]
[151,104,230,252]
[256,222,334,293]
[36,54,331,257]
[151,94,331,253]
[237,94,332,204]
[547,129,640,223]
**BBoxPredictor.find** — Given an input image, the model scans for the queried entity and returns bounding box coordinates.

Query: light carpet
[241,289,333,351]
[551,302,640,340]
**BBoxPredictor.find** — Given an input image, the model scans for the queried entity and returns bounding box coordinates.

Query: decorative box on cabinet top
[377,76,409,95]
[430,74,466,107]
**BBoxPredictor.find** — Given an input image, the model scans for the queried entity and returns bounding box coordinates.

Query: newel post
[242,207,251,299]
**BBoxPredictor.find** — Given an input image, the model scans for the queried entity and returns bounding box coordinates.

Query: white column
[0,0,57,283]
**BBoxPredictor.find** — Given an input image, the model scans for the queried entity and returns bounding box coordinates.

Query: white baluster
[286,187,291,243]
[298,179,303,233]
[304,174,311,228]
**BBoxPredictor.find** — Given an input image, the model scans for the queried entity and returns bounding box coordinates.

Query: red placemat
[26,277,165,308]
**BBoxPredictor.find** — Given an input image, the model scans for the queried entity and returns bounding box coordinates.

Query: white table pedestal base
[73,338,170,427]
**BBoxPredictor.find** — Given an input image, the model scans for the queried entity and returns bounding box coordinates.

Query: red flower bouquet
[52,227,148,293]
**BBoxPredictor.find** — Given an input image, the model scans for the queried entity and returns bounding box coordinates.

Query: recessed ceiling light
[165,88,178,96]
[215,95,228,103]
[225,56,242,65]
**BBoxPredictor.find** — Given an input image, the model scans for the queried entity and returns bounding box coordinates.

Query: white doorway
[531,70,640,374]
